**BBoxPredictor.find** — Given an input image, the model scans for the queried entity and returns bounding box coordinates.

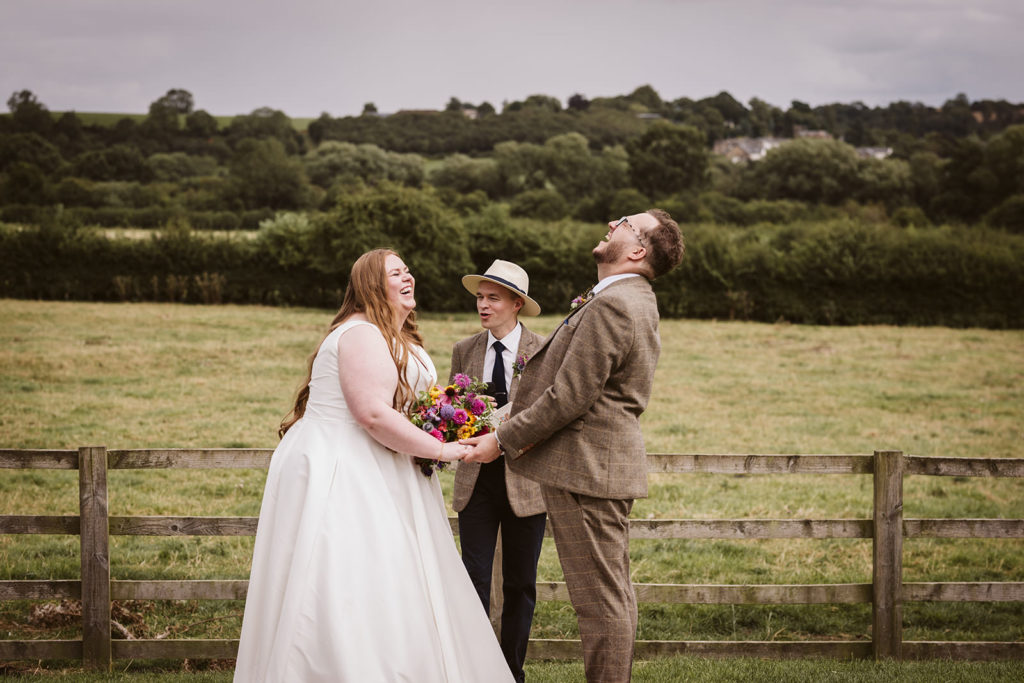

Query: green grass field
[3,659,1024,682]
[1,300,1022,679]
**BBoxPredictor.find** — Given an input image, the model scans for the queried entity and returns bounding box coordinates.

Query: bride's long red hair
[279,248,424,438]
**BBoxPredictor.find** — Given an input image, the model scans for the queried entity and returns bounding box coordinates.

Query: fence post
[489,533,504,637]
[79,446,111,671]
[872,449,903,660]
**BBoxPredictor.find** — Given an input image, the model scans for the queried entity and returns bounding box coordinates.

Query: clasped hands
[437,432,502,464]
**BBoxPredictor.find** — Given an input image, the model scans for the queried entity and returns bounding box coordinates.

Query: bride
[234,248,514,682]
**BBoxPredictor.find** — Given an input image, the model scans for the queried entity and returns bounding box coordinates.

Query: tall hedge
[655,221,1024,327]
[2,208,1022,328]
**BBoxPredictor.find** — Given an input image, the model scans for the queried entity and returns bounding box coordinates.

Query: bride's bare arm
[337,324,467,462]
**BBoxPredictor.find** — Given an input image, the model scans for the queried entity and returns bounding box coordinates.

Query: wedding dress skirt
[234,321,513,682]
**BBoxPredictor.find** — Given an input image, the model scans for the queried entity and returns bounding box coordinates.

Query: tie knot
[493,340,506,354]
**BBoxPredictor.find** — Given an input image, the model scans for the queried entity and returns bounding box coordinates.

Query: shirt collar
[487,321,522,352]
[592,272,642,295]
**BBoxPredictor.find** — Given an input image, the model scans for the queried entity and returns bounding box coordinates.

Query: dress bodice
[304,319,436,423]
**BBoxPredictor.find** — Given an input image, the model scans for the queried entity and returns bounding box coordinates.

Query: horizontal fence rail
[7,514,1020,541]
[1,448,1022,670]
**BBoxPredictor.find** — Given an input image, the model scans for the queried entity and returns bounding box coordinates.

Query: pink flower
[452,409,468,425]
[468,398,487,415]
[430,429,444,441]
[454,373,472,389]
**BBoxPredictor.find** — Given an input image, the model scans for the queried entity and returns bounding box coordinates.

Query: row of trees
[323,87,1024,153]
[3,186,1021,327]
[2,87,1023,230]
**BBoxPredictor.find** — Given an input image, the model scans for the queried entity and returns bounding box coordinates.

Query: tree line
[1,86,1023,230]
[2,186,1020,327]
[1,86,1023,327]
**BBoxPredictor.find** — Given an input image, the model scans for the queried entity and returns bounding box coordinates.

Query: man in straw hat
[449,259,546,683]
[463,210,685,683]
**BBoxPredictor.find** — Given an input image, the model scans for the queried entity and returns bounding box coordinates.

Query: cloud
[1,0,1021,117]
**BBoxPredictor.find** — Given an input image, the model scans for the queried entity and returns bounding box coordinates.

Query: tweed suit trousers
[541,485,636,683]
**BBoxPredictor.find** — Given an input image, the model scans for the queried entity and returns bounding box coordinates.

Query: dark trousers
[458,457,546,683]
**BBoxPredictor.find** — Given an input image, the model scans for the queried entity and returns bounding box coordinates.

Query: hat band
[484,274,528,297]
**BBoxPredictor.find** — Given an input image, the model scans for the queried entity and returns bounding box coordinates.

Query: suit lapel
[529,277,649,359]
[530,293,595,359]
[510,325,541,401]
[469,332,487,381]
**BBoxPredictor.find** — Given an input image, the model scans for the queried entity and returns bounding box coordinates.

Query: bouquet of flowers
[408,373,497,477]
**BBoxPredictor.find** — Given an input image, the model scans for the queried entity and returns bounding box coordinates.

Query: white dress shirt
[483,322,522,385]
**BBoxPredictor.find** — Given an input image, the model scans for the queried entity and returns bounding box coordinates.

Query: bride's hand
[438,442,471,462]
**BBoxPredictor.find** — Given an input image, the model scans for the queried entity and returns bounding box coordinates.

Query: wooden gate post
[79,446,111,671]
[489,532,504,637]
[872,450,903,660]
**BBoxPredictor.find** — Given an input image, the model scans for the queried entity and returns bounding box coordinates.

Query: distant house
[714,134,895,164]
[794,126,833,139]
[855,146,894,160]
[712,137,786,163]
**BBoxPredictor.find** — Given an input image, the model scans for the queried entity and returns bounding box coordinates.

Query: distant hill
[45,111,316,132]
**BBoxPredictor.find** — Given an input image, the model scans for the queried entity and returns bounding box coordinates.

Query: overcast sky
[2,0,1022,119]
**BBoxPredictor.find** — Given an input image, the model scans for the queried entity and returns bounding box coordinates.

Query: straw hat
[461,260,541,317]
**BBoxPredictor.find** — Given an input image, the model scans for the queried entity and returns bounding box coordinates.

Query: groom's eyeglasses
[614,216,647,249]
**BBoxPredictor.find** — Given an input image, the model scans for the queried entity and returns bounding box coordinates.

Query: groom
[464,209,684,683]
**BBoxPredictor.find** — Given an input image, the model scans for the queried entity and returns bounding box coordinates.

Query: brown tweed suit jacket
[449,324,545,516]
[502,276,660,500]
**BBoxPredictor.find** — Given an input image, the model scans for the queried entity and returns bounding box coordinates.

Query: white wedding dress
[234,320,514,682]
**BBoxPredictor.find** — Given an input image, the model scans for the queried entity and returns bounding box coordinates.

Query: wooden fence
[1,447,1022,671]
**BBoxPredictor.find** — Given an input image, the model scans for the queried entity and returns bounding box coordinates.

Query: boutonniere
[513,353,529,379]
[569,287,594,311]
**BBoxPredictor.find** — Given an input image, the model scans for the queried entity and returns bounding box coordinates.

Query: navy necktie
[491,340,508,408]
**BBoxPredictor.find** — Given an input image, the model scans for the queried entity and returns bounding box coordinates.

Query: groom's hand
[460,432,501,464]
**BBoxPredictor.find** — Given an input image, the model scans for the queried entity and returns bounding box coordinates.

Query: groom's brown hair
[642,208,685,279]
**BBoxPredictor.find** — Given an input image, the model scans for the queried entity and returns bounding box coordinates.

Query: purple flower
[570,287,594,310]
[513,353,529,378]
[439,404,456,421]
[468,398,487,416]
[452,408,469,425]
[454,373,472,389]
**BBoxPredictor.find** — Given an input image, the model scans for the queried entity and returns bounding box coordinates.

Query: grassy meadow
[1,299,1022,679]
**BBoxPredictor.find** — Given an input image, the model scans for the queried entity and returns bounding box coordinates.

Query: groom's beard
[593,240,628,265]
